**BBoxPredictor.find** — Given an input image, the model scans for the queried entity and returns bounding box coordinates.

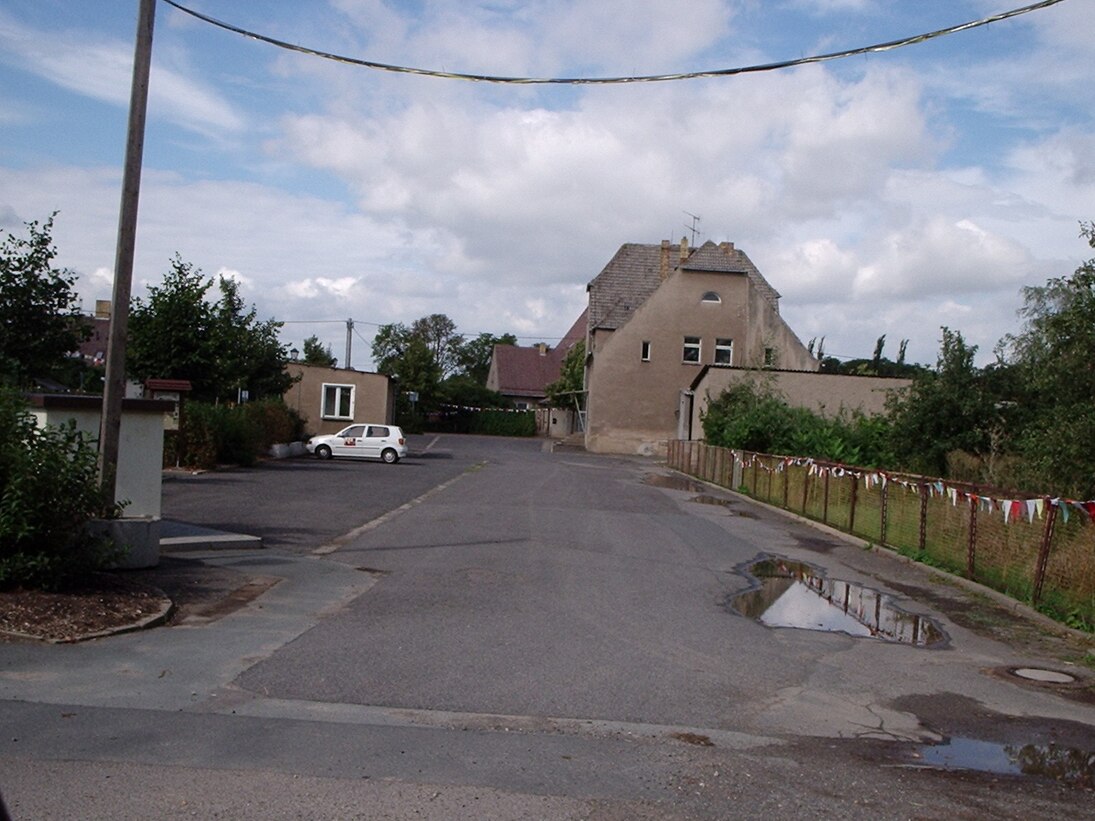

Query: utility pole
[345,318,354,369]
[99,0,156,501]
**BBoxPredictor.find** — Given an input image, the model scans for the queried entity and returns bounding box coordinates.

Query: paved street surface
[1,435,1093,819]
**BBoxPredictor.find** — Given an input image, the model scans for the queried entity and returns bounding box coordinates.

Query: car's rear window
[367,426,390,438]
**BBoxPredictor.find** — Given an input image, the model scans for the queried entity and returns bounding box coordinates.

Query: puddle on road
[732,558,946,646]
[914,737,1094,787]
[644,474,705,493]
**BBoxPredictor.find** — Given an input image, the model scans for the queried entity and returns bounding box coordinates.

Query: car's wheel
[315,444,332,460]
[381,448,399,464]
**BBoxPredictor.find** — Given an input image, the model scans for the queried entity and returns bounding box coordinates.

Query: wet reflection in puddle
[733,558,946,646]
[915,737,1094,787]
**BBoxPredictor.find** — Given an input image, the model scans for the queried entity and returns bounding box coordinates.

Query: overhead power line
[162,0,1066,85]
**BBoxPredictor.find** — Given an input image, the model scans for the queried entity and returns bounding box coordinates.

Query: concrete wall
[585,268,817,455]
[690,367,911,440]
[284,363,394,436]
[29,395,171,519]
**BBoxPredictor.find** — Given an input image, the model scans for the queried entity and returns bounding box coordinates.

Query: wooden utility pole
[99,0,156,500]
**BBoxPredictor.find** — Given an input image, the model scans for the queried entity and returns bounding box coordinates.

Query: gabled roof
[587,239,781,332]
[489,308,588,399]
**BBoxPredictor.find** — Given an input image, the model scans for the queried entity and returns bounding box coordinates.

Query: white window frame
[640,341,651,362]
[683,336,701,364]
[714,338,734,365]
[321,383,355,420]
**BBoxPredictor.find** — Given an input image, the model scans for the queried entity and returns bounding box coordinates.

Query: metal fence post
[848,472,858,532]
[918,483,928,553]
[967,497,978,579]
[880,479,889,546]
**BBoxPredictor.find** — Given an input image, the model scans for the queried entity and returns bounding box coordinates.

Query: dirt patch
[0,574,171,643]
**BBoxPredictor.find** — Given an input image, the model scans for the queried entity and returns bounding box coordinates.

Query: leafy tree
[1000,222,1095,496]
[456,332,517,385]
[302,334,337,367]
[128,256,293,403]
[545,340,585,407]
[885,327,997,476]
[0,214,89,387]
[411,314,463,379]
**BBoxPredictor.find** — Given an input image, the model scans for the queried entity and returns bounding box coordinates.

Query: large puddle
[915,737,1094,787]
[732,558,946,646]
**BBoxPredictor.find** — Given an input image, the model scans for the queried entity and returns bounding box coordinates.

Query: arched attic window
[701,291,721,304]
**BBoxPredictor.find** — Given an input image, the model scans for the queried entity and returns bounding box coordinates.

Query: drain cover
[1012,667,1076,684]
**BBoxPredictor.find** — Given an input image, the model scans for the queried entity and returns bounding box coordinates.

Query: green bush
[0,388,123,590]
[174,399,305,469]
[430,408,536,436]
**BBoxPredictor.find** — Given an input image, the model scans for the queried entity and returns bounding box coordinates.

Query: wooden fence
[667,440,1094,628]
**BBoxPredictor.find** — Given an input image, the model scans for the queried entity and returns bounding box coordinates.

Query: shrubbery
[169,398,305,469]
[429,408,536,437]
[0,388,123,590]
[702,380,894,467]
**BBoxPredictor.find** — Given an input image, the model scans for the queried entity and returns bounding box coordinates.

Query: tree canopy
[127,256,293,403]
[0,215,88,388]
[301,334,337,367]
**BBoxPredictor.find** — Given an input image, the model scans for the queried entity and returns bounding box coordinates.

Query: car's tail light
[398,437,405,445]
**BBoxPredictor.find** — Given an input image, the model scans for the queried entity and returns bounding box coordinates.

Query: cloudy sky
[1,0,1092,370]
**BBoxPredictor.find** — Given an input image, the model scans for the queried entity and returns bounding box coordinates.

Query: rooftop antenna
[683,211,702,245]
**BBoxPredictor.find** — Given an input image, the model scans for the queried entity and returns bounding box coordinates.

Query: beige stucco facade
[584,240,817,455]
[284,363,395,436]
[689,367,912,441]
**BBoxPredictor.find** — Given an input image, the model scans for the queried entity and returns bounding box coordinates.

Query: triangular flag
[1025,499,1038,523]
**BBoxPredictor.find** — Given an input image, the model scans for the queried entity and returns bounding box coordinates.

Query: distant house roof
[588,239,781,331]
[488,308,588,400]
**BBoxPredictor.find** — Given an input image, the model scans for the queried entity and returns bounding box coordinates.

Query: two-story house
[583,238,817,454]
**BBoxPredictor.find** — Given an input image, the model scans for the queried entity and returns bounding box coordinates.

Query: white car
[306,424,407,464]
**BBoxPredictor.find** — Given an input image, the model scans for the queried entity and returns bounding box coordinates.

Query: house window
[714,338,733,365]
[764,347,776,367]
[683,336,701,363]
[640,341,651,361]
[701,291,721,303]
[322,383,355,420]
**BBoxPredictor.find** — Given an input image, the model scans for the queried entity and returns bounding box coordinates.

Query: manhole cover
[1012,667,1076,684]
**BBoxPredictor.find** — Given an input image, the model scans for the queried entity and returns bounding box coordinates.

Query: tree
[456,332,517,385]
[128,256,293,403]
[0,214,89,387]
[886,327,995,476]
[411,314,464,379]
[1001,221,1095,496]
[302,335,336,367]
[545,341,585,407]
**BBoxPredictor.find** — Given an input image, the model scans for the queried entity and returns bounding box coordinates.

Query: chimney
[718,241,735,254]
[679,236,689,264]
[537,342,549,356]
[95,299,112,319]
[659,240,670,280]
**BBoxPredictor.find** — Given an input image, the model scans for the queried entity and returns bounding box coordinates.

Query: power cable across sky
[161,0,1068,85]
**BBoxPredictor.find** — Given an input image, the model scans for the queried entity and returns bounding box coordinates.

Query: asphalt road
[2,434,1093,819]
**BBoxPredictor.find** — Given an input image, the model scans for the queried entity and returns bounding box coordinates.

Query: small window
[322,383,355,420]
[714,338,733,365]
[683,336,701,363]
[701,291,721,303]
[640,341,651,361]
[764,347,776,367]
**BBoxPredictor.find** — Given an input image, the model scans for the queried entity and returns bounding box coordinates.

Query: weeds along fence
[667,440,1094,629]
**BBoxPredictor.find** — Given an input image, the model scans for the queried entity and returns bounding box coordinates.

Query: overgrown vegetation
[168,398,305,469]
[0,388,123,590]
[707,221,1095,499]
[430,408,536,437]
[127,256,295,403]
[0,214,89,389]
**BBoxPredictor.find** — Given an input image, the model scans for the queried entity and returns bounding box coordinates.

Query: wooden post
[918,483,929,553]
[848,472,858,533]
[99,0,156,501]
[1032,500,1059,606]
[880,480,889,546]
[967,497,978,579]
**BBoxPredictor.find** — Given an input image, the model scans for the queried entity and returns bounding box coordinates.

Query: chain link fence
[667,440,1094,629]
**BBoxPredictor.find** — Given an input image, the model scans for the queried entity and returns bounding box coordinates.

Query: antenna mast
[683,211,702,245]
